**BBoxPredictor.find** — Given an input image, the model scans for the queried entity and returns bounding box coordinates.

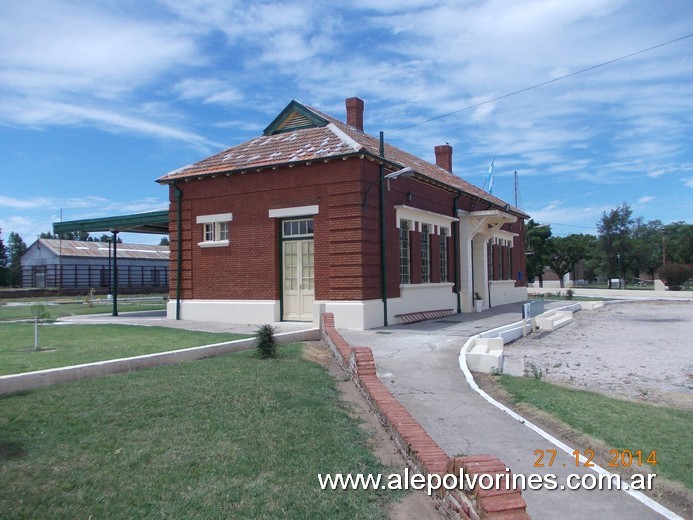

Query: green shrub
[658,263,692,290]
[29,303,52,322]
[566,289,574,300]
[255,324,277,358]
[524,362,544,380]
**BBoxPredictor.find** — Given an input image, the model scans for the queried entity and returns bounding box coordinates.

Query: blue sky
[1,0,691,246]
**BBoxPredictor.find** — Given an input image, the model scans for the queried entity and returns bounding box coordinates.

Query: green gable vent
[263,100,328,136]
[276,111,315,132]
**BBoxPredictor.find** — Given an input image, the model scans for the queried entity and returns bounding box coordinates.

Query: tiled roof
[157,101,527,217]
[159,124,364,180]
[34,239,169,260]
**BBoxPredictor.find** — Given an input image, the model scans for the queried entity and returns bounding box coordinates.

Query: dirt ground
[503,300,693,409]
[485,300,692,517]
[303,342,442,520]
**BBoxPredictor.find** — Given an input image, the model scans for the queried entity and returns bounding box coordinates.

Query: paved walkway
[58,311,314,335]
[341,301,674,520]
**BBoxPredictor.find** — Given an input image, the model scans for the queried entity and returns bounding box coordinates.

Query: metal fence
[21,264,168,290]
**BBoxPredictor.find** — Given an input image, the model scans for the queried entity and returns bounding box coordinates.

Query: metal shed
[21,239,169,290]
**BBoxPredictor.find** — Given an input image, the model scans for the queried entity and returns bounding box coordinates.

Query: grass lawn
[0,300,166,321]
[0,344,398,519]
[499,375,693,489]
[0,323,250,375]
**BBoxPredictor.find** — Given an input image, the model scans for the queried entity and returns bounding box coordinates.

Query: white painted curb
[459,319,684,520]
[0,328,320,395]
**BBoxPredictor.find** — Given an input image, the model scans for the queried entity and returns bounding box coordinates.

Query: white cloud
[174,78,243,105]
[637,196,655,204]
[0,2,199,99]
[0,216,35,236]
[527,202,609,229]
[684,178,693,189]
[0,98,224,151]
[0,195,54,210]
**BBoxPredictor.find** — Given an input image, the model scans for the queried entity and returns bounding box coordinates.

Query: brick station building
[157,98,528,329]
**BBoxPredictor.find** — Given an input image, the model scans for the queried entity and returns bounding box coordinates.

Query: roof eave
[158,150,407,184]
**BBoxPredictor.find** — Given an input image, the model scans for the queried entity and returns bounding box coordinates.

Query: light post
[362,167,414,209]
[616,252,622,289]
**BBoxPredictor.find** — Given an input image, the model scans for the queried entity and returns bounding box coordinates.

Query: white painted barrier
[464,302,583,373]
[535,310,573,331]
[0,328,320,395]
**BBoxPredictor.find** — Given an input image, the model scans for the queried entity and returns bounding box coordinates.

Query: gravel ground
[503,300,693,409]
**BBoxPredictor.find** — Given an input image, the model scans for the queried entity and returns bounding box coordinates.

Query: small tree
[30,303,52,351]
[597,204,634,287]
[546,234,593,288]
[658,263,692,290]
[525,220,552,287]
[255,324,277,358]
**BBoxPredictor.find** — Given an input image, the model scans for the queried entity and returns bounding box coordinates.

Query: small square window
[197,214,232,248]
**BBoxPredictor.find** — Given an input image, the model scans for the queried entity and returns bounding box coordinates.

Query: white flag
[486,159,495,194]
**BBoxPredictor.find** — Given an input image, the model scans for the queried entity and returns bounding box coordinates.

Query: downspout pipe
[173,182,183,320]
[453,191,462,314]
[111,230,118,316]
[379,131,388,327]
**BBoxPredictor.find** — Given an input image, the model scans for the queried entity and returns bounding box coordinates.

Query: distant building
[21,239,168,290]
[157,97,529,329]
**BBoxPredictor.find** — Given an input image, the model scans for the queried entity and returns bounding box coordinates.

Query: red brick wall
[167,157,528,302]
[168,157,376,302]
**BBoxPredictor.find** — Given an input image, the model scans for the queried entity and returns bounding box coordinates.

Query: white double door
[282,239,314,321]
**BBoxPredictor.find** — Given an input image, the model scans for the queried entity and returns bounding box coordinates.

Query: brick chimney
[434,144,453,172]
[346,97,364,131]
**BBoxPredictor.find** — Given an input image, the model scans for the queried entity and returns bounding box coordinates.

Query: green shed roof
[53,210,169,235]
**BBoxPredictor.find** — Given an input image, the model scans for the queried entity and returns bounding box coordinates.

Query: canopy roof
[53,210,169,236]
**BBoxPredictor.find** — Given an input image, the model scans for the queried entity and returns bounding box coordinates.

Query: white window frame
[399,219,411,284]
[197,213,233,248]
[421,223,431,283]
[439,227,448,283]
[282,218,314,238]
[395,205,455,232]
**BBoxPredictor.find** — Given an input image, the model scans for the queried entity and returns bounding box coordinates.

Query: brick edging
[321,313,530,520]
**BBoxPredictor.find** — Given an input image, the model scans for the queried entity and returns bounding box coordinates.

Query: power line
[539,222,596,230]
[386,33,693,135]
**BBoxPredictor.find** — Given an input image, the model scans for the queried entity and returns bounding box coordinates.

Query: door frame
[279,217,315,322]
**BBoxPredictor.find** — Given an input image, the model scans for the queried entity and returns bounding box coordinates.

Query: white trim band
[268,205,319,218]
[196,213,233,224]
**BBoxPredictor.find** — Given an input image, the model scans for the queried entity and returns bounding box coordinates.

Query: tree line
[525,203,692,289]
